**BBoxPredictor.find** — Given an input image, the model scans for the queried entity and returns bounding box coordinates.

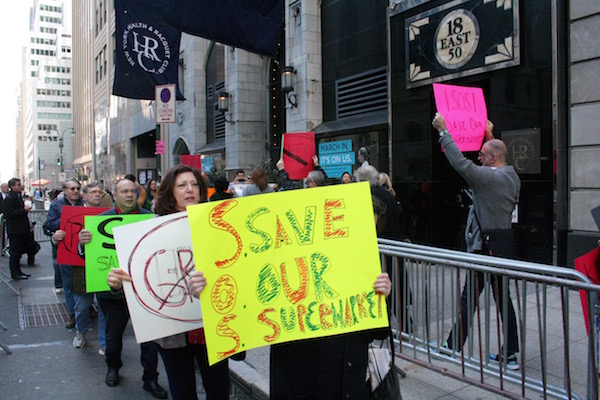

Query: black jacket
[277,166,329,191]
[270,328,388,399]
[372,185,403,241]
[4,192,30,235]
[0,193,6,215]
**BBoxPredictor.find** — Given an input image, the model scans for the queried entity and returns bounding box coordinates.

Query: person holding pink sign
[432,112,521,370]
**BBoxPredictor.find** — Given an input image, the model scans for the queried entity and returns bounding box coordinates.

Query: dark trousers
[447,271,519,356]
[1,218,6,252]
[51,245,62,289]
[158,343,229,400]
[8,233,27,278]
[99,297,159,383]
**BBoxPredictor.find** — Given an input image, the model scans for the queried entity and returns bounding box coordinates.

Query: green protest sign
[84,214,154,292]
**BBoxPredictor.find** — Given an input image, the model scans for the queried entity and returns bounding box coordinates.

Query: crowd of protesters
[1,117,521,397]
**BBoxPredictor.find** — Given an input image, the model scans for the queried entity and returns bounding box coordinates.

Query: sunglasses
[67,186,81,191]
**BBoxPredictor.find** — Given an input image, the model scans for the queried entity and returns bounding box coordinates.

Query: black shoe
[143,381,168,399]
[21,272,31,277]
[105,367,120,387]
[65,315,76,329]
[12,274,29,280]
[27,255,35,265]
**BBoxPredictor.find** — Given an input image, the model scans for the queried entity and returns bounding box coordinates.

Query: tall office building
[20,0,73,189]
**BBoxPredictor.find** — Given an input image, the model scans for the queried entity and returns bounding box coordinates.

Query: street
[0,240,256,400]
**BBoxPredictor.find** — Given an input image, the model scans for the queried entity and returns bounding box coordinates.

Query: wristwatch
[439,129,448,137]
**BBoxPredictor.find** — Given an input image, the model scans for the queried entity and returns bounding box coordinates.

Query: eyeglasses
[67,186,81,191]
[478,151,495,158]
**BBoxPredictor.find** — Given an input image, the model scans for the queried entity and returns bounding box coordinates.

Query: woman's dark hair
[214,176,229,192]
[154,164,207,216]
[146,179,156,194]
[251,167,268,191]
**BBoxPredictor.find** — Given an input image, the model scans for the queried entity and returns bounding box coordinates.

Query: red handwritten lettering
[257,308,281,342]
[209,200,242,268]
[377,292,384,318]
[297,304,308,332]
[275,216,292,248]
[355,292,368,319]
[211,274,238,314]
[280,257,309,304]
[324,199,348,239]
[344,298,354,327]
[318,303,333,330]
[216,314,240,360]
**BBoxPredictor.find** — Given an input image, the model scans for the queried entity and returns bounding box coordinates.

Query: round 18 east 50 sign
[434,9,480,70]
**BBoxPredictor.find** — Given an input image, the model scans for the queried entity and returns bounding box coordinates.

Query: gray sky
[0,2,30,182]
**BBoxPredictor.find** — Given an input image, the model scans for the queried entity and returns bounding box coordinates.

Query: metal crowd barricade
[378,238,600,400]
[28,210,50,242]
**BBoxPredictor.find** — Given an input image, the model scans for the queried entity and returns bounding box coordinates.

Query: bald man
[432,112,521,370]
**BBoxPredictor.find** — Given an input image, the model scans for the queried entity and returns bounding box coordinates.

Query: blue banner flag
[164,0,283,58]
[113,0,185,100]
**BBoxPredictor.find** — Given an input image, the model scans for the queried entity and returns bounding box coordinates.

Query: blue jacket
[43,195,85,234]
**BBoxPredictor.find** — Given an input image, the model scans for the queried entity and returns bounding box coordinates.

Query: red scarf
[113,206,141,214]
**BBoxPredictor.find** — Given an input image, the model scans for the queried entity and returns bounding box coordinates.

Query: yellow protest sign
[187,182,388,365]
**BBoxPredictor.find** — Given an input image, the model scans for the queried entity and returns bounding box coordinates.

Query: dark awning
[313,113,388,136]
[195,140,225,154]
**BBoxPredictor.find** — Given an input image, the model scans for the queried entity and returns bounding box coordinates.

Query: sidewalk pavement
[1,241,507,399]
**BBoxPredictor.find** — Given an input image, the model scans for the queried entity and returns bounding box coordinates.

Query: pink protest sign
[433,83,487,152]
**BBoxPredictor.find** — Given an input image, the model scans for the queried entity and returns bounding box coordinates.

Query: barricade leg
[0,320,12,354]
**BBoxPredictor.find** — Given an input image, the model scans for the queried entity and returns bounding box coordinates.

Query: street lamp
[38,158,44,183]
[46,128,75,173]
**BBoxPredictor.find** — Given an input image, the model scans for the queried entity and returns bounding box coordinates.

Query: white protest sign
[113,211,203,343]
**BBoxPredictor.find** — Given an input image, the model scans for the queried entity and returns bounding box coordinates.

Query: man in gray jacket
[432,112,521,370]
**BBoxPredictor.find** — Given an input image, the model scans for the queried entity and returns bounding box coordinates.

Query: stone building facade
[63,0,599,265]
